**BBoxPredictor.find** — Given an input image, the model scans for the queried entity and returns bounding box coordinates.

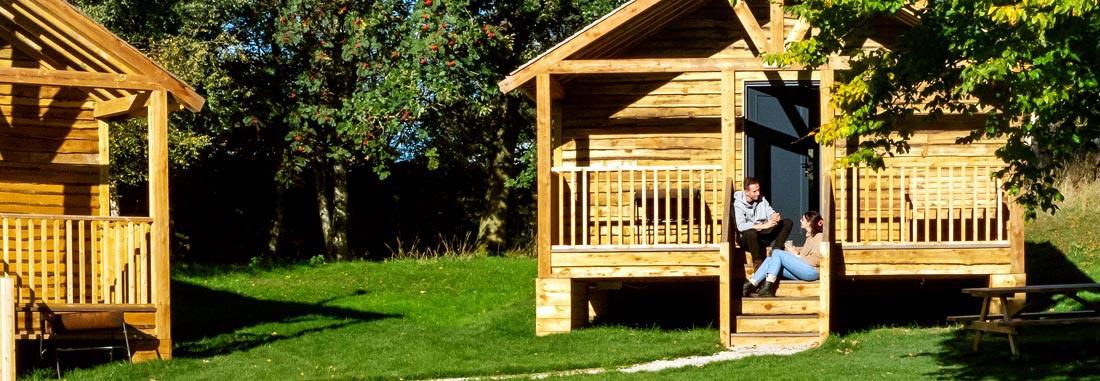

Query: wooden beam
[0,67,161,90]
[786,18,811,46]
[819,66,834,343]
[732,0,769,52]
[31,0,205,112]
[98,119,110,216]
[769,0,785,53]
[147,90,172,359]
[550,58,805,74]
[537,74,553,278]
[1,277,13,381]
[94,93,150,119]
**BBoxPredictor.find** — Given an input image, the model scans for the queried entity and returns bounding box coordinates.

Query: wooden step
[735,314,818,333]
[741,297,819,315]
[775,281,819,297]
[729,332,821,347]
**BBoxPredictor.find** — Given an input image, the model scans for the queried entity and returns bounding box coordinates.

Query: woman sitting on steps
[743,211,824,297]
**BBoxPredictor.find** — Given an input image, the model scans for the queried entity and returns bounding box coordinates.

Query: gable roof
[498,0,712,95]
[0,0,204,112]
[499,0,924,95]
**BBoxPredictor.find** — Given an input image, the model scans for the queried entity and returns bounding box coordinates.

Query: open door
[744,81,820,245]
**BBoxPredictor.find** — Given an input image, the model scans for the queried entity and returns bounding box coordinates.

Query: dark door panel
[744,82,820,245]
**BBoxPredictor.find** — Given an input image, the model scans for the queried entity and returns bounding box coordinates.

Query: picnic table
[949,283,1100,356]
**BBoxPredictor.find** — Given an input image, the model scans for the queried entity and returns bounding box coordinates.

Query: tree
[780,0,1100,217]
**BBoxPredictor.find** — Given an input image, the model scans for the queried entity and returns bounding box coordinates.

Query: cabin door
[744,82,820,245]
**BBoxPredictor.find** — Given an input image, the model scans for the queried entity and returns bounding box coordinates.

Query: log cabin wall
[0,43,105,217]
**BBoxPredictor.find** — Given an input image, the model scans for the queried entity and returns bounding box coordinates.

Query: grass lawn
[24,183,1100,380]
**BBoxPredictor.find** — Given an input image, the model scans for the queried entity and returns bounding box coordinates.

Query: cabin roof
[0,0,205,112]
[498,0,923,96]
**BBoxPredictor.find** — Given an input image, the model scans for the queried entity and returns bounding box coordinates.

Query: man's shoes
[742,280,757,297]
[752,281,776,297]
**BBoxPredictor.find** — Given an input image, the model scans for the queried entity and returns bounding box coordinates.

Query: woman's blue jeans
[750,249,819,285]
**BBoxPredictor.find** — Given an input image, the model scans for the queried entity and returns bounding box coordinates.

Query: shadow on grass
[926,241,1100,379]
[171,280,399,357]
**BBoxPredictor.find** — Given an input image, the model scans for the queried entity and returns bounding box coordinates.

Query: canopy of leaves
[782,0,1100,217]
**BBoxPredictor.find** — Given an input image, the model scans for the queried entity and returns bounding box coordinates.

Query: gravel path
[430,344,815,381]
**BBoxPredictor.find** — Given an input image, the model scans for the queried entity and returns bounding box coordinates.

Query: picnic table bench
[949,283,1100,356]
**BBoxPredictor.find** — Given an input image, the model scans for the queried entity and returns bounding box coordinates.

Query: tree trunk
[330,162,350,260]
[477,97,521,254]
[477,126,511,253]
[314,162,351,260]
[266,182,287,256]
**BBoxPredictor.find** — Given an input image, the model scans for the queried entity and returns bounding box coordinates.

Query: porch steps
[731,281,823,347]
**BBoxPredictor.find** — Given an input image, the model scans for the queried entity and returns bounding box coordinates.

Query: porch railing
[551,165,725,249]
[837,164,1009,246]
[0,213,153,305]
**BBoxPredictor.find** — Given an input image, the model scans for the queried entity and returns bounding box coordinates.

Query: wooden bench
[951,283,1100,356]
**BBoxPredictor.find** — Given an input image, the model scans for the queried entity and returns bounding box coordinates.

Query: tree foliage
[782,0,1100,217]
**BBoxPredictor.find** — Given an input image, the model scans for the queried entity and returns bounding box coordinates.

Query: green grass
[26,258,719,380]
[26,183,1100,380]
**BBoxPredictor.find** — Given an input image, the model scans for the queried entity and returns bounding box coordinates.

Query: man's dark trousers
[739,218,793,269]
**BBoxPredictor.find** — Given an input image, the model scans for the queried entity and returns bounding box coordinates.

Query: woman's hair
[802,211,824,236]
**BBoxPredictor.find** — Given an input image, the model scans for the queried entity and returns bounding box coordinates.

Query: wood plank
[742,297,818,315]
[551,265,719,278]
[785,18,811,45]
[0,67,160,90]
[843,263,1012,276]
[550,58,804,74]
[735,314,817,333]
[729,332,820,346]
[731,1,768,52]
[552,251,722,267]
[93,92,150,119]
[841,248,1012,265]
[769,0,784,53]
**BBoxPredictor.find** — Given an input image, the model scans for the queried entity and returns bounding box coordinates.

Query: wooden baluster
[53,220,60,303]
[2,218,7,276]
[141,223,150,303]
[972,165,979,242]
[79,220,85,303]
[948,166,955,242]
[997,177,1004,241]
[66,220,73,303]
[101,221,109,304]
[646,168,655,244]
[641,170,648,245]
[936,167,943,242]
[689,170,695,245]
[618,169,624,245]
[28,220,35,303]
[128,222,136,304]
[876,170,882,242]
[115,223,123,304]
[557,172,564,246]
[630,170,636,245]
[607,169,616,244]
[852,166,859,243]
[676,169,683,244]
[664,169,671,245]
[16,219,23,303]
[582,169,589,246]
[900,167,907,242]
[990,165,998,240]
[594,171,600,245]
[570,172,577,246]
[40,219,48,303]
[910,170,918,242]
[714,169,721,244]
[699,170,706,244]
[839,166,846,242]
[888,169,894,242]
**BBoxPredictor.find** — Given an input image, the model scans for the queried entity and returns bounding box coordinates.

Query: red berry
[421,23,431,31]
[430,44,439,51]
[446,60,456,67]
[424,0,432,6]
[296,146,306,153]
[420,58,428,65]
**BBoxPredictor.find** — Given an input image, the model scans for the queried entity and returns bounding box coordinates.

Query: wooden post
[148,90,172,359]
[818,67,834,341]
[720,70,736,347]
[98,120,111,216]
[536,74,554,278]
[719,244,731,347]
[1,277,14,381]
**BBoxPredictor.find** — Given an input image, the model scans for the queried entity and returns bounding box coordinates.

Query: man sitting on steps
[733,177,793,270]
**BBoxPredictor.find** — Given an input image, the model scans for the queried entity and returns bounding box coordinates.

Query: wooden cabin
[500,0,1025,347]
[0,0,203,363]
